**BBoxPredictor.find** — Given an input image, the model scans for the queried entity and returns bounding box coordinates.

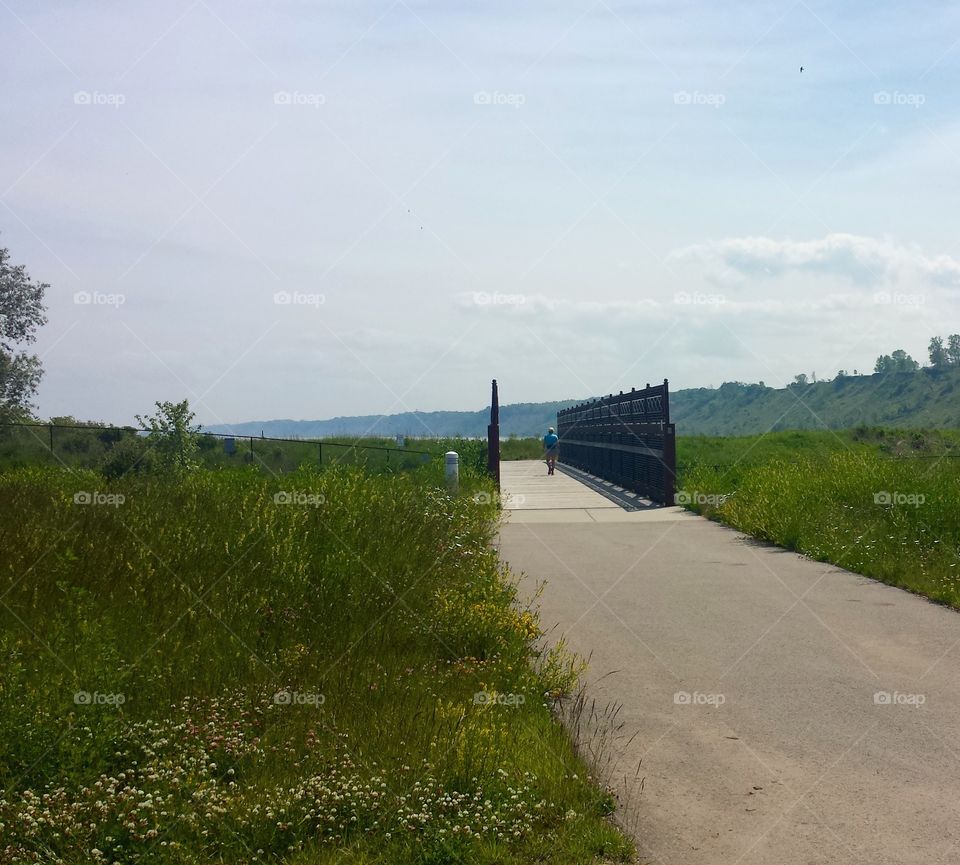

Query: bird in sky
[800,65,805,72]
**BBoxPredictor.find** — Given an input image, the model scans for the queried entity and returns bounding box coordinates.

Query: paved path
[497,461,960,865]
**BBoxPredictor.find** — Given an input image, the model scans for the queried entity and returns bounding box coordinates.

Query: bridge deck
[500,459,691,523]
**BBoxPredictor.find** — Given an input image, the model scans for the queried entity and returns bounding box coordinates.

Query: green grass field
[0,461,631,864]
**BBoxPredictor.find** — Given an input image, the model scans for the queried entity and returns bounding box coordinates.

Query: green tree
[947,334,960,366]
[890,349,919,372]
[929,336,949,368]
[135,399,201,473]
[0,244,48,422]
[793,373,808,386]
[874,355,893,374]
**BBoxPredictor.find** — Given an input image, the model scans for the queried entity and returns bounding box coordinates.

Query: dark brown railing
[556,379,676,505]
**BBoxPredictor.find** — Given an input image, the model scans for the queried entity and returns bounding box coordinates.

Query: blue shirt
[544,433,559,448]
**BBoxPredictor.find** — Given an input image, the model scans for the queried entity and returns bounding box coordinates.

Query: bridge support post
[487,379,500,490]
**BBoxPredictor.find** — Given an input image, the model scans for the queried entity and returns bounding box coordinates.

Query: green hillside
[207,368,960,439]
[672,368,960,435]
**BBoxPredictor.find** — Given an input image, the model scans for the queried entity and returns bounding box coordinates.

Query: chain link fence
[0,422,440,477]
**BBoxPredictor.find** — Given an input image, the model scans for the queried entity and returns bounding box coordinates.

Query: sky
[2,0,959,426]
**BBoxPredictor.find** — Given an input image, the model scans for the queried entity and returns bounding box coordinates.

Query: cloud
[668,233,960,287]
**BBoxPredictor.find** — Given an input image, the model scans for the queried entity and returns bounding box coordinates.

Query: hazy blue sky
[3,0,959,426]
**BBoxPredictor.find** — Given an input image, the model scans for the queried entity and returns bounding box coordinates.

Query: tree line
[872,336,960,375]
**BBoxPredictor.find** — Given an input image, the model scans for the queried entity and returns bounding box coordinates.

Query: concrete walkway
[497,461,960,865]
[500,459,695,523]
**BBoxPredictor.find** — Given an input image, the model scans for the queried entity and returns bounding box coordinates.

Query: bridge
[490,382,960,865]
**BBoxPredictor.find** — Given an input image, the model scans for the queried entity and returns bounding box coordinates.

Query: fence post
[49,424,53,453]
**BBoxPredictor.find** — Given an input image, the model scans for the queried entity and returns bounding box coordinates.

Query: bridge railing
[556,379,676,505]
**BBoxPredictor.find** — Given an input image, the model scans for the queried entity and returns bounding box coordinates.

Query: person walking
[543,427,560,475]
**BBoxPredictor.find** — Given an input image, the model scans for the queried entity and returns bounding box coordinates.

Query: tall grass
[679,452,960,607]
[499,438,545,461]
[0,425,492,477]
[0,463,631,864]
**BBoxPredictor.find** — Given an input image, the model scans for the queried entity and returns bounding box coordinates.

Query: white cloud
[669,233,960,288]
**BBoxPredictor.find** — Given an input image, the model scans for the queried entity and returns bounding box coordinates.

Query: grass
[0,424,492,478]
[499,438,545,461]
[677,429,960,608]
[0,461,632,864]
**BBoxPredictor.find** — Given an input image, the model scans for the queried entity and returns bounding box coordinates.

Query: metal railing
[556,380,676,505]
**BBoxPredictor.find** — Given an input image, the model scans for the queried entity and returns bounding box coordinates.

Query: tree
[890,349,919,372]
[948,334,960,367]
[929,336,948,368]
[793,373,808,386]
[0,244,49,422]
[876,350,919,374]
[135,399,201,473]
[874,355,894,374]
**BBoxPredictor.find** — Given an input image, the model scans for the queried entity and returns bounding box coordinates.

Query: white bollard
[445,451,459,494]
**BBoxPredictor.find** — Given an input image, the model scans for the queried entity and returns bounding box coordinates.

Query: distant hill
[206,368,960,439]
[672,368,960,435]
[204,399,583,439]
